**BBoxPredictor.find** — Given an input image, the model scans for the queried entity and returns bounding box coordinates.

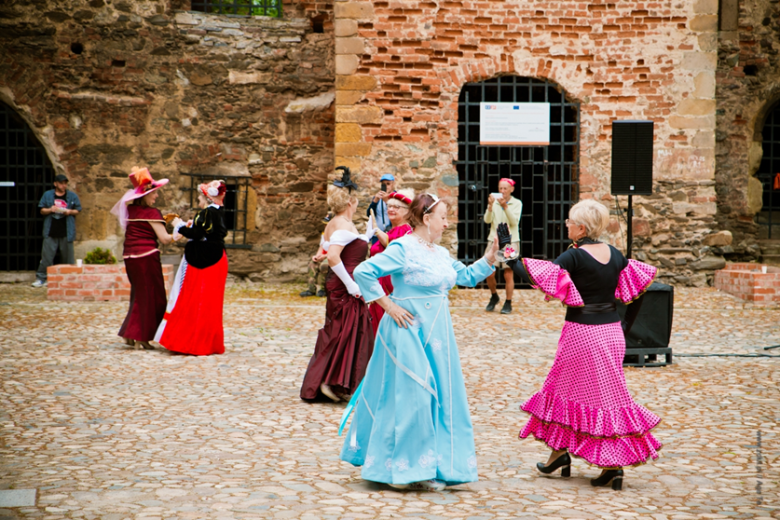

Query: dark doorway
[0,102,55,271]
[757,101,780,239]
[455,76,580,286]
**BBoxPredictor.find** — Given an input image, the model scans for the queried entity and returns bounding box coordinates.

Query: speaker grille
[611,121,654,195]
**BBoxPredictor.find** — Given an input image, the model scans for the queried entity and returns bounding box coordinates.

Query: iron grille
[0,102,55,271]
[183,173,251,249]
[757,102,780,239]
[456,76,580,286]
[190,0,283,17]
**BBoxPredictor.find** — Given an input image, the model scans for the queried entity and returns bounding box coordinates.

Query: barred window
[190,0,283,18]
[183,173,252,249]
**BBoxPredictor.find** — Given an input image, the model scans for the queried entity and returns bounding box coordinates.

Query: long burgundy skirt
[118,252,167,342]
[300,241,373,400]
[155,253,228,356]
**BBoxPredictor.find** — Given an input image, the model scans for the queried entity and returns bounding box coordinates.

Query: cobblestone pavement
[1,284,778,519]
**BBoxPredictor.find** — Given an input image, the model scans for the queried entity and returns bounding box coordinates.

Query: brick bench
[46,264,175,302]
[713,263,780,306]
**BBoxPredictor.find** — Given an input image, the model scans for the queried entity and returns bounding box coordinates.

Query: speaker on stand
[610,120,654,258]
[610,121,671,366]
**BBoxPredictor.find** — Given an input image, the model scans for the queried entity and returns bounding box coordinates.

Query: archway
[756,101,780,239]
[455,76,580,280]
[0,102,55,270]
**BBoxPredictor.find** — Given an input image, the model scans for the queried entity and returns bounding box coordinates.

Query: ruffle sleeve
[615,259,657,304]
[522,258,584,307]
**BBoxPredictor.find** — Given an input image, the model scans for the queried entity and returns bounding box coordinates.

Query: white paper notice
[479,102,550,146]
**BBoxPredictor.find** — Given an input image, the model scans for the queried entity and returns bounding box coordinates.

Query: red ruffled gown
[517,246,662,468]
[300,232,374,400]
[118,205,167,342]
[155,205,228,355]
[367,223,412,335]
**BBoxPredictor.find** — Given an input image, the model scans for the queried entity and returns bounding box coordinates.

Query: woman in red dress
[367,189,414,335]
[155,180,229,356]
[111,167,175,350]
[300,168,375,402]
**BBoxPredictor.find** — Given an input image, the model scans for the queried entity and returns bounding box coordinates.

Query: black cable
[676,353,780,358]
[763,345,780,350]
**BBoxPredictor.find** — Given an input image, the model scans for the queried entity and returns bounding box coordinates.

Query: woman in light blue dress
[340,193,498,490]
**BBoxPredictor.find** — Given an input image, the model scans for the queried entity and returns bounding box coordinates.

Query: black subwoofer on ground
[611,120,654,196]
[617,282,674,367]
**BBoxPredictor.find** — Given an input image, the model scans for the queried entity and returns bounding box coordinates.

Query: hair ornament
[333,166,358,193]
[499,177,515,186]
[423,193,441,214]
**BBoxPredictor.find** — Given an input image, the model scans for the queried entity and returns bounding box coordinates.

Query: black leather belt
[567,302,617,317]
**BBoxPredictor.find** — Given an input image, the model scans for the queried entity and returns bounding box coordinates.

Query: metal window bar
[182,173,251,249]
[455,76,580,288]
[0,102,55,271]
[189,0,283,17]
[757,102,780,239]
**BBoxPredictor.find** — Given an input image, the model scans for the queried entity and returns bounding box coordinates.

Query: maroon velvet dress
[300,235,374,400]
[118,205,167,342]
[368,223,412,335]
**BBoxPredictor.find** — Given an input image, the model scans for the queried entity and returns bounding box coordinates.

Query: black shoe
[591,469,623,490]
[316,289,326,297]
[536,452,571,477]
[485,293,500,312]
[500,300,512,314]
[299,289,316,297]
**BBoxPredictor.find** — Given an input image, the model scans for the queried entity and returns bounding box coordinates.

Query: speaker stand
[626,194,633,260]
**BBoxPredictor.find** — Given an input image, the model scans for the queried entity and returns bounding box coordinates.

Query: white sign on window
[479,102,550,146]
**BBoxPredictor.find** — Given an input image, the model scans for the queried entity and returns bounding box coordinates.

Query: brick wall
[333,0,724,285]
[714,262,780,306]
[46,264,175,302]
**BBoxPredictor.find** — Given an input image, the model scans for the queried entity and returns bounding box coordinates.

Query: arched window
[0,102,55,271]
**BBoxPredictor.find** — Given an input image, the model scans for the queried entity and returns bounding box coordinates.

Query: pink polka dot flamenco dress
[507,241,662,491]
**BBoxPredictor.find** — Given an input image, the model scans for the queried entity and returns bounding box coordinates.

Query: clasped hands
[494,223,518,264]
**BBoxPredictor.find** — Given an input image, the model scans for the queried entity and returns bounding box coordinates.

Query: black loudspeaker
[616,282,674,367]
[611,120,654,195]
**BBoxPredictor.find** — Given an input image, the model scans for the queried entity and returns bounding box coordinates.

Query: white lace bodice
[398,235,458,292]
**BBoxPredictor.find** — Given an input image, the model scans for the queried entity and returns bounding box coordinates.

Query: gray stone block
[0,489,36,507]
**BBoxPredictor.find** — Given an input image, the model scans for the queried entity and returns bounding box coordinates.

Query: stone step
[761,254,780,266]
[759,239,780,255]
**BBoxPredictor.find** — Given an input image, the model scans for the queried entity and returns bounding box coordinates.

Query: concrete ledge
[0,271,36,284]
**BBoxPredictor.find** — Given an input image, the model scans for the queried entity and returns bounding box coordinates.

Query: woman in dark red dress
[367,189,414,335]
[155,180,229,356]
[300,168,375,402]
[111,167,175,350]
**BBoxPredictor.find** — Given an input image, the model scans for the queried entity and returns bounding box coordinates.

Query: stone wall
[333,0,728,285]
[0,0,334,281]
[715,0,780,249]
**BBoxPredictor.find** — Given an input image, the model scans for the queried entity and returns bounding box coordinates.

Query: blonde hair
[327,184,358,214]
[568,199,609,239]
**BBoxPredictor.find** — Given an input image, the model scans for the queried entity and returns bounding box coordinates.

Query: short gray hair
[568,199,609,239]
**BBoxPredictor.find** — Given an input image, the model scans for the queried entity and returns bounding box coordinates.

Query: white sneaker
[388,483,409,490]
[31,279,46,288]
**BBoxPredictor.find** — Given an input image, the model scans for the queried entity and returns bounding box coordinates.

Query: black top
[553,245,628,325]
[49,195,68,238]
[179,206,227,269]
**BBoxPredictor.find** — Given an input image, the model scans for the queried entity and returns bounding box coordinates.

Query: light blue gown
[340,234,495,485]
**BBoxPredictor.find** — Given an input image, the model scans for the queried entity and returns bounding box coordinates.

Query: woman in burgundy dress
[111,167,175,350]
[300,168,375,402]
[155,180,229,356]
[367,189,414,335]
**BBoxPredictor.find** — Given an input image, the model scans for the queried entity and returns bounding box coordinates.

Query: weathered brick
[335,123,362,142]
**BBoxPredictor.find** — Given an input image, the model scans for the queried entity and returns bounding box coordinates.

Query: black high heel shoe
[536,452,571,477]
[591,469,623,490]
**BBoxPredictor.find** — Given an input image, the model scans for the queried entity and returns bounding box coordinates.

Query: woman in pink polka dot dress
[500,200,661,491]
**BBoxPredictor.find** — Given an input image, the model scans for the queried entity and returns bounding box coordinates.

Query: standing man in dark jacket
[32,174,81,287]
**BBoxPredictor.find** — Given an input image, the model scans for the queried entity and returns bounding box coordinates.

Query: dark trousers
[35,236,75,281]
